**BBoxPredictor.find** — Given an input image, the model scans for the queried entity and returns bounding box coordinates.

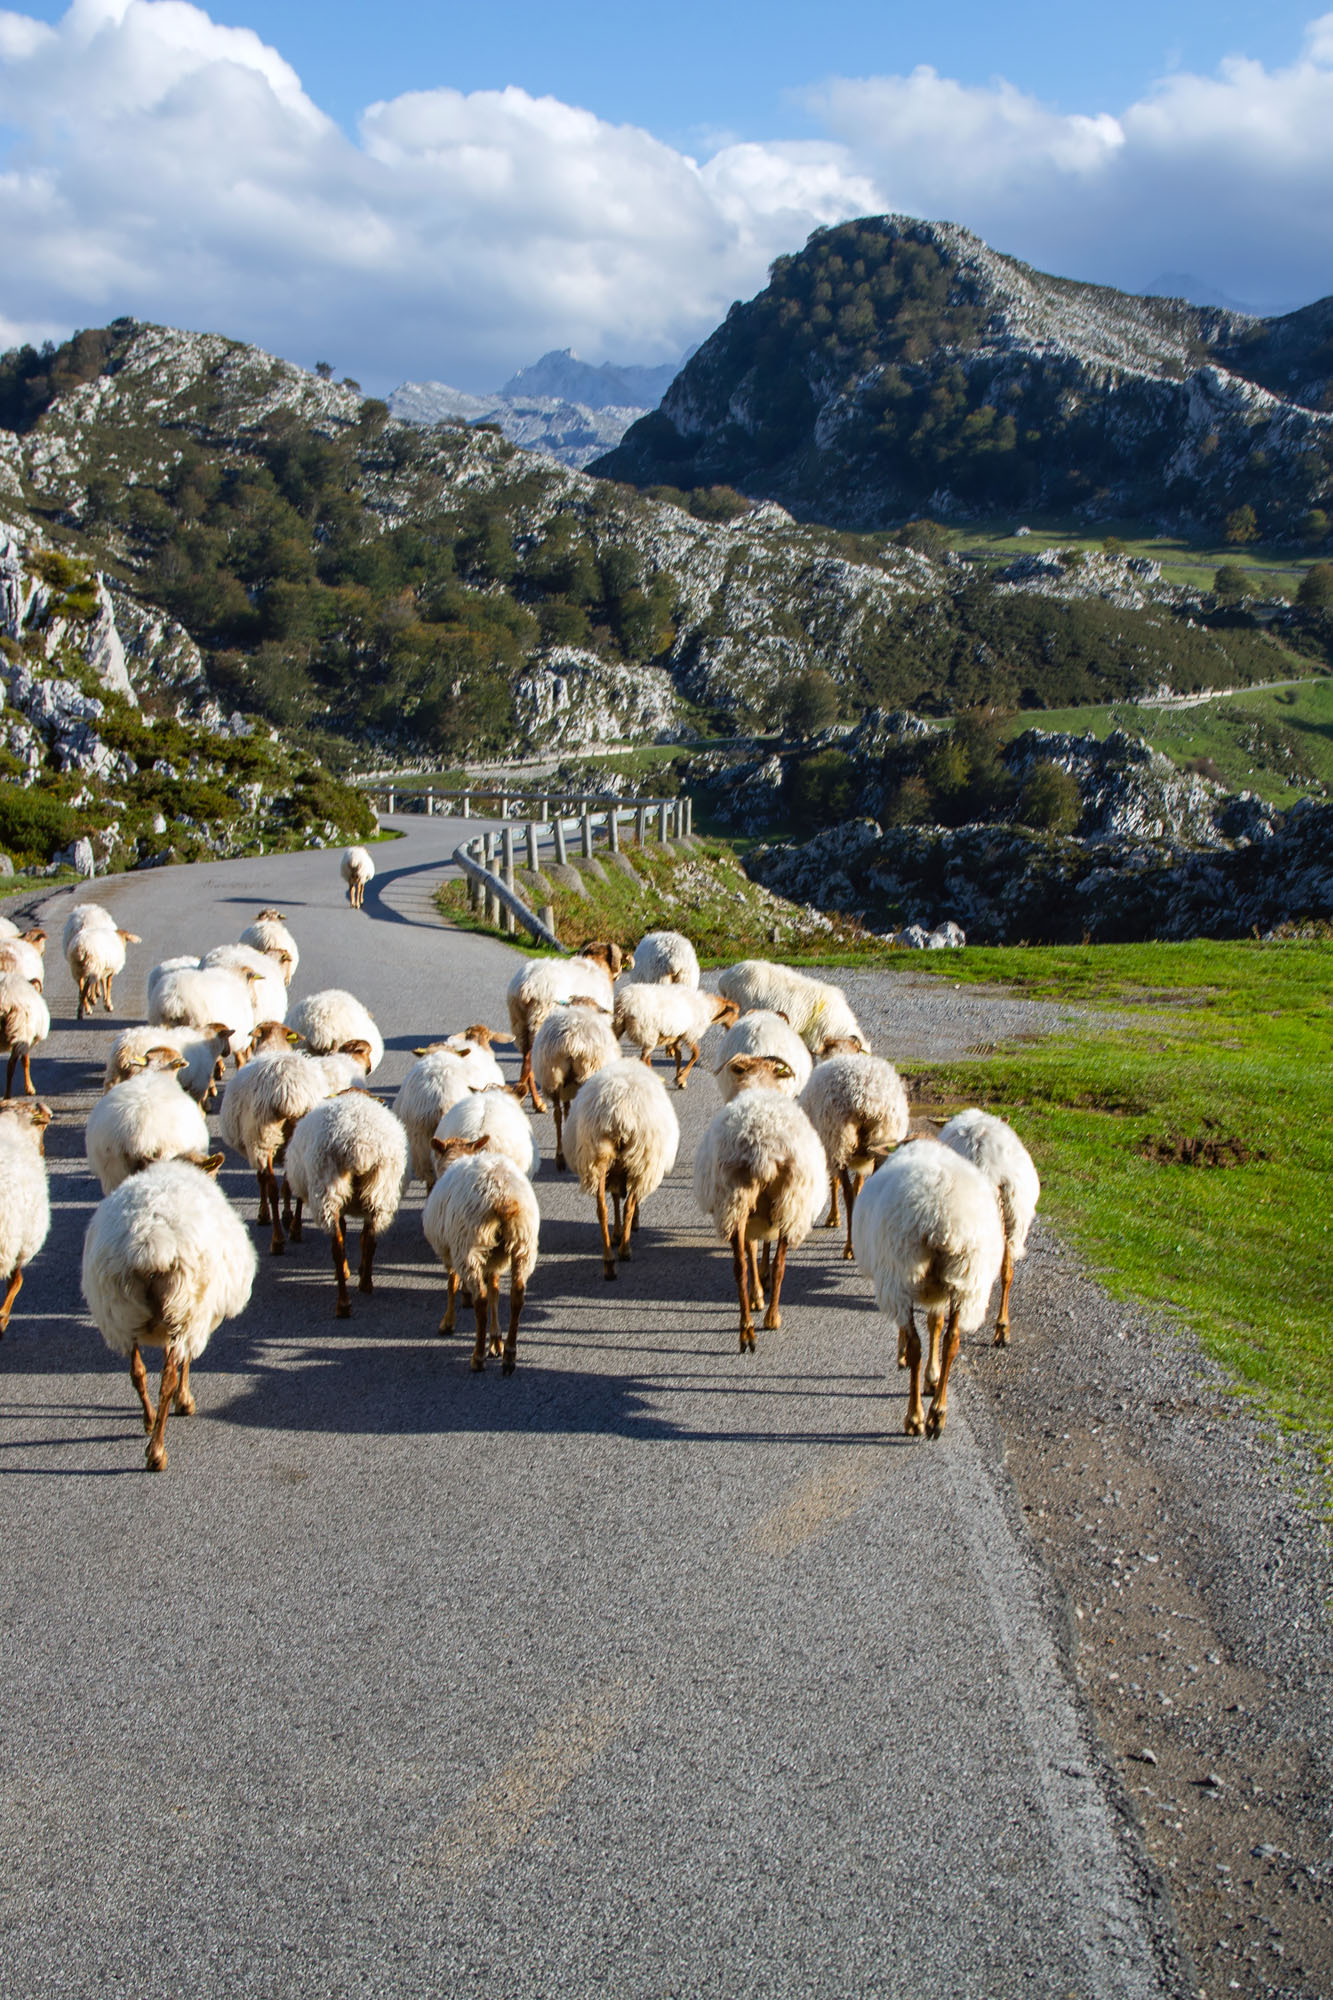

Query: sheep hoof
[435,1320,453,1338]
[145,1444,167,1472]
[619,1246,632,1263]
[335,1299,352,1320]
[904,1409,925,1438]
[175,1393,196,1417]
[993,1325,1010,1347]
[140,1412,153,1435]
[925,1408,946,1440]
[603,1264,617,1281]
[501,1358,515,1377]
[763,1308,781,1331]
[270,1239,285,1256]
[555,1155,565,1172]
[471,1354,485,1372]
[842,1245,855,1262]
[739,1329,755,1353]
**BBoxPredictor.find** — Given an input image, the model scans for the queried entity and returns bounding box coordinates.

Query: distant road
[0,815,1169,1998]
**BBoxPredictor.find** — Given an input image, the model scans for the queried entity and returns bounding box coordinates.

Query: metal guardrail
[357,784,694,950]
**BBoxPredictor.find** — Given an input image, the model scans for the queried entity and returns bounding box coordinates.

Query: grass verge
[904,940,1333,1480]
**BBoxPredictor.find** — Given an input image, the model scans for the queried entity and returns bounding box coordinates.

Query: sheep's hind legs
[596,1167,616,1281]
[924,1301,961,1440]
[255,1168,272,1226]
[487,1275,502,1357]
[503,1276,524,1376]
[732,1231,755,1353]
[331,1217,352,1318]
[174,1355,195,1416]
[993,1240,1014,1346]
[840,1170,863,1261]
[129,1342,155,1433]
[358,1223,377,1295]
[763,1238,788,1331]
[821,1172,840,1230]
[471,1288,488,1371]
[266,1167,287,1254]
[617,1191,637,1262]
[924,1308,944,1393]
[146,1350,181,1472]
[0,1261,23,1335]
[438,1268,459,1336]
[903,1325,925,1436]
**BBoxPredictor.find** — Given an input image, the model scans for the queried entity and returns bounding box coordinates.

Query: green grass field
[952,516,1324,598]
[907,940,1333,1481]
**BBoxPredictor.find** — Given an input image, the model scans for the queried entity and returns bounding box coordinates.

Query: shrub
[782,667,841,740]
[1017,761,1082,834]
[786,749,858,827]
[1212,563,1253,602]
[1297,562,1333,612]
[1224,504,1261,546]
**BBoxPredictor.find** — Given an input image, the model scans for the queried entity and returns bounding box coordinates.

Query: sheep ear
[774,1011,790,1024]
[200,1152,225,1178]
[488,1030,515,1044]
[728,1055,761,1076]
[430,1136,447,1154]
[117,931,141,944]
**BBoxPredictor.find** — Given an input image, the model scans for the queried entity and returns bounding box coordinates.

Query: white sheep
[564,1057,680,1281]
[939,1109,1040,1346]
[613,985,739,1088]
[799,1052,910,1258]
[531,999,620,1170]
[289,988,385,1073]
[712,1010,813,1103]
[422,1136,540,1374]
[85,1051,213,1194]
[0,914,18,939]
[148,962,260,1050]
[506,940,630,1109]
[434,1089,539,1178]
[63,906,141,1018]
[238,909,299,985]
[0,972,50,1097]
[219,1036,366,1254]
[625,930,700,988]
[200,942,288,1024]
[693,1054,825,1352]
[81,1156,255,1472]
[0,932,46,989]
[850,1140,1005,1440]
[393,1030,507,1185]
[341,845,374,908]
[105,1024,234,1105]
[716,960,867,1058]
[0,1098,52,1335]
[283,1092,407,1316]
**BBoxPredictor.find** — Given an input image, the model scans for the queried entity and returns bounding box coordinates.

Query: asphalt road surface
[0,818,1174,1999]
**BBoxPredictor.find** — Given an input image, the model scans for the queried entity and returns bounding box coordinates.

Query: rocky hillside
[0,316,1319,788]
[594,216,1333,536]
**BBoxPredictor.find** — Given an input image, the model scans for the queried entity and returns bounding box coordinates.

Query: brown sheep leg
[903,1324,925,1436]
[471,1288,488,1371]
[488,1275,502,1357]
[925,1300,961,1440]
[596,1166,616,1281]
[288,1192,303,1243]
[516,1050,547,1113]
[331,1216,352,1318]
[840,1169,860,1261]
[146,1351,180,1472]
[103,975,114,1012]
[822,1172,840,1230]
[21,1050,34,1095]
[897,1326,909,1370]
[763,1238,788,1331]
[76,979,89,1021]
[749,1240,766,1313]
[924,1308,945,1393]
[268,1169,287,1255]
[359,1223,377,1295]
[503,1276,524,1376]
[0,1262,22,1335]
[675,1039,700,1088]
[438,1268,459,1336]
[731,1230,755,1353]
[129,1343,155,1433]
[255,1168,273,1224]
[174,1355,195,1416]
[994,1240,1014,1346]
[618,1190,637,1262]
[553,1098,566,1172]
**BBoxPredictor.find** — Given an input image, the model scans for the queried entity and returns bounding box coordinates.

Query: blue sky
[1,2,1331,392]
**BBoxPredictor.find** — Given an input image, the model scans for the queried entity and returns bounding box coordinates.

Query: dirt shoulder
[846,966,1333,2000]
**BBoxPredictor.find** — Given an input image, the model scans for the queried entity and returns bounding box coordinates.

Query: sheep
[238,910,299,985]
[422,1136,540,1374]
[105,1024,234,1105]
[200,942,289,1023]
[799,1052,910,1258]
[850,1140,1005,1440]
[0,932,47,989]
[149,962,261,1051]
[289,989,385,1074]
[434,1088,540,1178]
[531,999,620,1170]
[86,1051,213,1195]
[0,973,50,1097]
[63,905,141,1017]
[716,961,867,1058]
[0,1098,52,1335]
[81,1155,255,1472]
[613,985,739,1088]
[341,845,374,909]
[393,1031,507,1185]
[283,1092,407,1316]
[939,1109,1040,1346]
[625,930,700,988]
[564,1058,680,1281]
[219,1034,353,1254]
[693,1054,825,1352]
[506,940,631,1109]
[712,1010,812,1103]
[0,914,19,939]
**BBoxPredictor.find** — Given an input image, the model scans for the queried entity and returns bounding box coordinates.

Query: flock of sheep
[0,851,1039,1474]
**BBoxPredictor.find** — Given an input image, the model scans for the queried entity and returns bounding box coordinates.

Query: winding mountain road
[0,817,1173,1999]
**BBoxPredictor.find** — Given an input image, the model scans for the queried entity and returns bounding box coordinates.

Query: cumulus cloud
[0,2,1332,393]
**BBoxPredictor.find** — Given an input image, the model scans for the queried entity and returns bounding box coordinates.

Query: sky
[1,1,1331,395]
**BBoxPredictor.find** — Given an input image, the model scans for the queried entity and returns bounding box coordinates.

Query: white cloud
[0,3,1332,395]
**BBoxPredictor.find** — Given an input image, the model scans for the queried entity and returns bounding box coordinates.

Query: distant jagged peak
[499,348,680,411]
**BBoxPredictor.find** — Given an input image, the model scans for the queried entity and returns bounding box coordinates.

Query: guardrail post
[553,816,567,866]
[461,794,471,819]
[482,832,500,924]
[385,787,395,814]
[635,804,646,846]
[658,801,669,842]
[581,810,593,860]
[607,807,620,854]
[526,821,540,872]
[683,796,692,837]
[501,827,516,934]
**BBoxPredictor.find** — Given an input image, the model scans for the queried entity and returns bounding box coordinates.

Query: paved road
[0,819,1172,1998]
